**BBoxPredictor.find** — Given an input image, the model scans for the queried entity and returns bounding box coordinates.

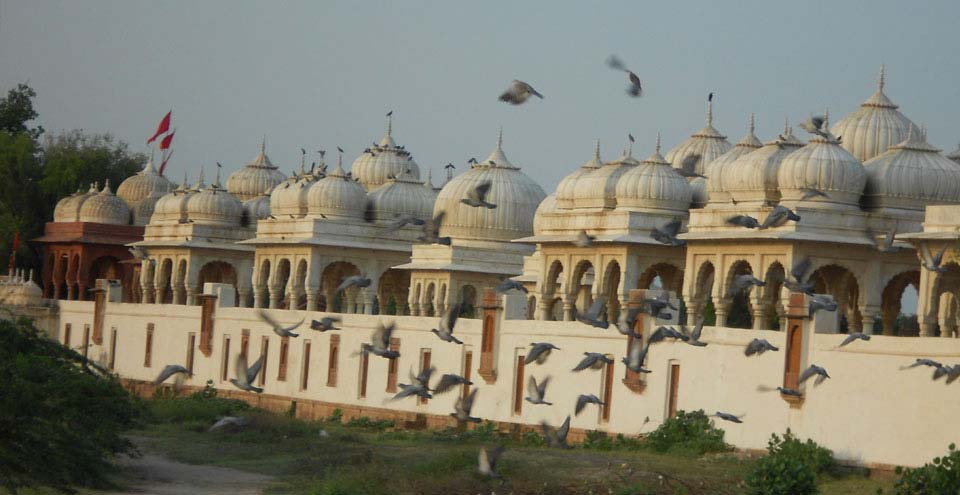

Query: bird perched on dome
[499,79,543,105]
[726,215,760,229]
[461,180,496,209]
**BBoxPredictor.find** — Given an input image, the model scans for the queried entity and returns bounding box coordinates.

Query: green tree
[39,130,145,204]
[0,84,43,139]
[0,318,141,492]
[0,131,43,270]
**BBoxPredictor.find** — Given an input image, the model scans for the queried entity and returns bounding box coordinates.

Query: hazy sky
[2,0,959,193]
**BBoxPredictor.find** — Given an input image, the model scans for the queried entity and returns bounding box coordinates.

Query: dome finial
[334,146,345,175]
[706,100,714,126]
[749,113,756,134]
[424,169,434,188]
[180,170,189,190]
[878,64,886,92]
[497,126,504,150]
[197,166,205,189]
[655,132,662,155]
[260,135,266,155]
[102,179,111,193]
[784,116,790,134]
[823,108,830,129]
[386,112,393,137]
[214,162,222,188]
[594,139,601,160]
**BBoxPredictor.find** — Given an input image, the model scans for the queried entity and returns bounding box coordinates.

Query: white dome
[830,66,921,163]
[556,141,604,209]
[367,170,435,223]
[226,140,288,201]
[778,120,866,208]
[53,184,97,223]
[151,177,195,225]
[270,161,318,218]
[572,140,640,209]
[723,124,805,205]
[664,101,732,178]
[862,129,960,213]
[185,173,244,226]
[705,114,763,204]
[615,134,692,214]
[947,142,960,164]
[78,180,130,225]
[433,131,546,243]
[117,160,175,205]
[130,190,164,226]
[533,194,557,236]
[242,194,271,228]
[350,116,420,191]
[306,160,368,219]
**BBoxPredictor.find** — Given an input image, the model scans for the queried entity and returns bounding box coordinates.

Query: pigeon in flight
[760,205,801,229]
[394,366,435,401]
[453,389,482,424]
[647,325,689,344]
[622,339,651,373]
[640,291,677,319]
[680,318,707,347]
[434,373,472,395]
[576,296,609,329]
[651,219,685,246]
[432,303,463,344]
[418,211,451,245]
[361,321,400,359]
[575,394,605,416]
[495,278,528,294]
[839,332,870,347]
[676,154,706,179]
[336,275,371,293]
[477,445,505,478]
[154,364,191,385]
[798,115,829,139]
[799,364,830,385]
[525,375,552,405]
[384,214,426,234]
[258,310,304,338]
[728,274,766,297]
[615,307,643,339]
[921,244,949,273]
[526,342,560,365]
[901,358,943,370]
[726,215,760,229]
[606,55,643,97]
[499,80,543,105]
[230,353,264,393]
[209,416,249,432]
[865,227,901,253]
[461,180,497,209]
[573,230,596,248]
[809,294,838,315]
[744,338,779,356]
[310,316,341,332]
[713,412,743,423]
[542,415,572,448]
[784,257,816,295]
[573,352,613,371]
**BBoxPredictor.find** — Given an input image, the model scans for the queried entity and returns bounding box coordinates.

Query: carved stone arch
[544,259,564,296]
[724,260,755,329]
[602,259,622,322]
[639,262,682,293]
[880,270,920,335]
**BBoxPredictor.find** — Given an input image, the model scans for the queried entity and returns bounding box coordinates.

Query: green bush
[745,430,834,495]
[327,408,344,423]
[891,443,960,495]
[345,416,396,431]
[147,394,250,424]
[0,318,141,493]
[644,410,730,456]
[581,430,614,450]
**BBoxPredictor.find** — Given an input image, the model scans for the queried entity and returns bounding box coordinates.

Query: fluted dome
[862,129,960,214]
[533,194,557,236]
[306,159,368,219]
[151,175,195,225]
[226,140,288,201]
[242,194,271,228]
[723,123,805,205]
[351,115,420,191]
[53,184,98,223]
[185,173,243,226]
[270,158,318,218]
[615,134,692,214]
[947,142,960,164]
[78,180,130,225]
[778,117,866,208]
[665,101,733,178]
[117,160,175,205]
[433,131,546,243]
[131,191,164,226]
[705,114,763,204]
[830,66,921,163]
[572,141,640,209]
[367,170,435,223]
[556,141,604,208]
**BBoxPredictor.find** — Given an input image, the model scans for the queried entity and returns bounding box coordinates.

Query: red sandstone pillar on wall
[622,289,647,393]
[782,292,809,407]
[478,288,500,384]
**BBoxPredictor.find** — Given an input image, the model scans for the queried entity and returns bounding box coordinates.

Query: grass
[92,397,895,495]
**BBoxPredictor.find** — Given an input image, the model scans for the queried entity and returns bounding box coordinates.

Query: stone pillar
[919,316,936,337]
[305,287,318,312]
[751,307,766,330]
[253,286,266,308]
[185,286,197,306]
[859,305,881,335]
[237,287,251,308]
[714,298,730,327]
[268,287,281,309]
[536,299,551,321]
[172,286,184,305]
[362,289,376,315]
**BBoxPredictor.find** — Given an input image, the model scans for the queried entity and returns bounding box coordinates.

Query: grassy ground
[119,395,895,495]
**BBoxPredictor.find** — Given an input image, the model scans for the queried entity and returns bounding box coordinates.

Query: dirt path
[93,438,272,495]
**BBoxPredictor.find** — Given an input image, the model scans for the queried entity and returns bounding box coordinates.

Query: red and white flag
[159,151,174,176]
[159,129,176,150]
[146,111,171,144]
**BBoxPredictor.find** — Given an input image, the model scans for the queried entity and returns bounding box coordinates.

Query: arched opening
[603,260,622,323]
[570,260,595,320]
[274,259,292,309]
[460,285,478,318]
[543,260,564,305]
[424,283,436,317]
[725,260,755,329]
[808,264,860,333]
[175,259,187,304]
[692,261,716,325]
[86,256,121,297]
[761,262,786,330]
[55,254,69,300]
[378,269,411,315]
[527,295,537,320]
[321,261,361,313]
[292,260,308,310]
[639,263,683,293]
[549,297,563,321]
[198,261,239,306]
[925,262,960,337]
[158,258,173,304]
[880,270,920,336]
[68,254,80,300]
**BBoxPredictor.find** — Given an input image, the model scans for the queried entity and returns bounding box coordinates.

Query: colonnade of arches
[408,280,479,318]
[44,250,124,301]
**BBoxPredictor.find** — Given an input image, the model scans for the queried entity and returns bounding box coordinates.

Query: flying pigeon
[258,310,304,338]
[432,304,463,344]
[524,375,552,405]
[499,80,543,105]
[461,180,497,209]
[572,352,613,372]
[525,342,560,365]
[576,296,609,329]
[229,353,264,393]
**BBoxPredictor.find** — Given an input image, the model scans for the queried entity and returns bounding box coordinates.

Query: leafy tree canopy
[0,84,43,139]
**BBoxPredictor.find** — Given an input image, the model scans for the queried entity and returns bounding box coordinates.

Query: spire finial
[181,170,188,190]
[149,148,155,165]
[425,169,433,187]
[197,166,205,189]
[824,108,830,129]
[215,163,222,187]
[706,100,714,126]
[784,116,790,134]
[878,64,886,92]
[749,113,756,134]
[655,132,662,155]
[102,179,111,193]
[336,147,343,172]
[496,126,503,149]
[299,151,306,174]
[386,113,393,137]
[906,123,914,142]
[260,135,266,155]
[921,124,927,141]
[594,139,601,160]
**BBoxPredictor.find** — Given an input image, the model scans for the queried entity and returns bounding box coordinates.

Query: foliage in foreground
[644,409,731,456]
[0,318,141,493]
[890,443,960,495]
[745,429,834,495]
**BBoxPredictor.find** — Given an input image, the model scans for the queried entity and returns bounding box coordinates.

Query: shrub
[345,416,395,431]
[891,443,960,495]
[147,394,249,424]
[644,410,730,456]
[745,430,834,495]
[0,318,141,493]
[581,430,614,450]
[327,408,344,423]
[521,429,545,447]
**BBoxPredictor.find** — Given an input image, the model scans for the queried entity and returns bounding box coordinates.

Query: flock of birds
[145,55,960,481]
